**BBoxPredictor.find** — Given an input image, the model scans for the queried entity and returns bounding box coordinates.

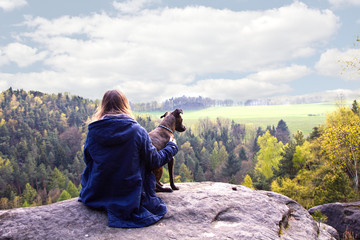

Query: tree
[275,120,290,144]
[222,152,241,177]
[179,163,193,182]
[242,174,254,189]
[50,168,67,190]
[66,181,79,198]
[271,176,313,209]
[199,147,210,172]
[238,147,248,161]
[308,126,321,140]
[292,141,312,171]
[194,163,206,182]
[339,36,360,80]
[22,183,37,206]
[314,167,353,205]
[58,190,71,202]
[320,107,360,192]
[255,131,284,179]
[351,100,359,115]
[209,142,220,170]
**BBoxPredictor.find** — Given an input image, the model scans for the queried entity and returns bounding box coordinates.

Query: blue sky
[0,0,359,103]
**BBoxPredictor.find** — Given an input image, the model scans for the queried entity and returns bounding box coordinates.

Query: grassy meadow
[137,102,340,136]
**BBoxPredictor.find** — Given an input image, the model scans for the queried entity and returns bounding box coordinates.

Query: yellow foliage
[255,131,284,179]
[10,95,19,109]
[320,107,360,190]
[271,175,314,209]
[242,174,254,189]
[0,156,13,172]
[34,96,43,105]
[292,141,313,170]
[0,118,5,127]
[181,141,193,155]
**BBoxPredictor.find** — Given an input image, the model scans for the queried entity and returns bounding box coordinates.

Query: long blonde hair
[91,89,134,122]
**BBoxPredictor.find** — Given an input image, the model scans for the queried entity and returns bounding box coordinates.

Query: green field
[137,102,340,136]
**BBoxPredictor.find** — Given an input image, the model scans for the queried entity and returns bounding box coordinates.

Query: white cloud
[113,0,158,14]
[0,0,27,11]
[9,2,339,101]
[3,43,47,67]
[247,65,312,83]
[0,49,9,67]
[328,0,360,8]
[185,78,293,100]
[315,48,360,81]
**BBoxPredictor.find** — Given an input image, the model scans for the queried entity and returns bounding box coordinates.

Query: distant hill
[131,89,359,111]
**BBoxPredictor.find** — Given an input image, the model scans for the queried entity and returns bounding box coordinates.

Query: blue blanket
[79,114,178,228]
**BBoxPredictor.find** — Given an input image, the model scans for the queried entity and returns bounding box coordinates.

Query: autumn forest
[0,88,359,210]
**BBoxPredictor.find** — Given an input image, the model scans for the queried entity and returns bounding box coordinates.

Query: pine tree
[50,168,67,190]
[66,181,79,198]
[22,200,30,207]
[179,163,194,182]
[239,147,248,161]
[194,163,206,182]
[58,190,71,202]
[22,183,37,206]
[351,100,359,115]
[222,152,241,177]
[275,119,290,144]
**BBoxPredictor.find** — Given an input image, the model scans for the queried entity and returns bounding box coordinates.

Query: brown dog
[149,109,186,192]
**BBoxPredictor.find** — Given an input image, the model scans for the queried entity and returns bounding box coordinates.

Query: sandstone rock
[1,182,335,240]
[309,201,360,240]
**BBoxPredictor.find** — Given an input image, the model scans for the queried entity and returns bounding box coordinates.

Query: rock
[1,182,334,240]
[309,201,360,240]
[320,223,340,240]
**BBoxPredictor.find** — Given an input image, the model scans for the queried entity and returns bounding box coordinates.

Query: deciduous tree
[255,131,284,179]
[321,107,360,192]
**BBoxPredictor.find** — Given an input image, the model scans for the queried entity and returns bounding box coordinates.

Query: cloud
[0,49,9,67]
[0,0,27,11]
[185,78,293,100]
[328,0,360,8]
[3,43,47,67]
[8,2,339,101]
[315,48,360,81]
[247,65,312,83]
[112,0,159,14]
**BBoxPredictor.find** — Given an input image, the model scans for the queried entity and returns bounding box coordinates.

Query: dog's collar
[158,124,173,134]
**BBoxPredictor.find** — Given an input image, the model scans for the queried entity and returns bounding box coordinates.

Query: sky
[0,0,359,103]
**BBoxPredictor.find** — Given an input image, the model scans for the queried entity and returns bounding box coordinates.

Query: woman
[78,89,178,228]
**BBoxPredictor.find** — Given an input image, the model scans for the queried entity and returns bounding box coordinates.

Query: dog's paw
[156,187,173,192]
[171,185,179,191]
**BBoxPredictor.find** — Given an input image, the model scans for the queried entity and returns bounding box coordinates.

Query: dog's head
[160,109,186,132]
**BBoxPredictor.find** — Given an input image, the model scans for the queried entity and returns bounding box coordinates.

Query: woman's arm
[139,129,178,170]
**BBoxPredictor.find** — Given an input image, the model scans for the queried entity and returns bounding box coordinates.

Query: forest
[0,88,359,210]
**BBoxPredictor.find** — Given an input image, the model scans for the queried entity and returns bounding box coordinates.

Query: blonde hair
[91,89,134,122]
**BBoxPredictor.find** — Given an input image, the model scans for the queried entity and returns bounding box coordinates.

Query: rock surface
[1,182,335,240]
[309,201,360,239]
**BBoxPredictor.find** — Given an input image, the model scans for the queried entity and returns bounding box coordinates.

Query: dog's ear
[174,109,183,117]
[160,112,169,118]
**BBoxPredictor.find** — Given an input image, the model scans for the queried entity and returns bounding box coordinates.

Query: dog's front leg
[168,158,179,190]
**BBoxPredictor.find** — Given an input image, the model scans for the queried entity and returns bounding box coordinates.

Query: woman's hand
[169,135,176,144]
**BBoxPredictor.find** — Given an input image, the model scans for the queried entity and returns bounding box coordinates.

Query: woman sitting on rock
[78,89,178,228]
